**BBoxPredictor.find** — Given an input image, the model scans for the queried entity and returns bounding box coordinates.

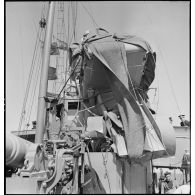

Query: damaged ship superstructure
[6,2,176,194]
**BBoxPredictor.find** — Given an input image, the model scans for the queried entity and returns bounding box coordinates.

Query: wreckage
[6,2,176,194]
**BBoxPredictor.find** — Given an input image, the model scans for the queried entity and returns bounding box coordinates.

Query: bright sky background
[6,1,190,132]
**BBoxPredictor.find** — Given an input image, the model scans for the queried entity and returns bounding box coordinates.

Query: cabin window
[68,102,81,110]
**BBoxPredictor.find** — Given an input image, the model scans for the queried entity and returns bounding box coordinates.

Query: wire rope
[69,1,78,44]
[18,3,47,132]
[158,49,182,115]
[24,27,45,130]
[57,57,81,99]
[143,1,182,116]
[80,2,99,28]
[18,26,42,132]
[25,39,43,128]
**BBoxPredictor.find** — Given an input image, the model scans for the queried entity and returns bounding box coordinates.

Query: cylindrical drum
[6,133,32,168]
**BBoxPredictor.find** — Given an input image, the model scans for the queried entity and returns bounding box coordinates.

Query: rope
[75,95,84,127]
[146,127,169,157]
[74,2,78,42]
[19,24,25,97]
[18,2,47,132]
[24,52,41,127]
[146,128,156,153]
[26,39,43,127]
[159,49,182,115]
[18,25,42,132]
[67,2,70,45]
[56,1,77,95]
[64,52,70,90]
[80,2,99,28]
[41,2,47,19]
[52,2,67,95]
[82,103,98,116]
[154,65,160,120]
[70,1,78,43]
[125,124,146,138]
[63,2,69,43]
[68,97,114,127]
[54,2,71,98]
[143,1,182,116]
[57,55,82,99]
[24,27,45,130]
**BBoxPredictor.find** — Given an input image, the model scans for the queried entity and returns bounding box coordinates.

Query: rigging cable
[61,2,69,44]
[19,24,25,97]
[80,2,99,28]
[23,2,47,138]
[53,2,68,94]
[24,28,46,129]
[18,3,47,131]
[154,62,160,120]
[57,1,79,94]
[64,2,75,92]
[67,1,77,45]
[55,1,79,99]
[74,100,84,127]
[69,2,77,45]
[18,26,42,132]
[67,2,70,45]
[24,27,45,129]
[143,1,182,116]
[25,32,44,128]
[57,56,81,99]
[68,97,114,127]
[158,49,182,115]
[69,1,78,43]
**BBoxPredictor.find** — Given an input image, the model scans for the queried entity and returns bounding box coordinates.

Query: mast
[35,2,55,143]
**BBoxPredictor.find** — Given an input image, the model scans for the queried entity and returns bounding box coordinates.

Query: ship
[6,2,190,194]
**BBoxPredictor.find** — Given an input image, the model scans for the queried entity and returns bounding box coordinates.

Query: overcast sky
[6,1,190,132]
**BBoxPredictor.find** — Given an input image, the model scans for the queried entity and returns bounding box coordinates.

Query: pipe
[6,133,32,168]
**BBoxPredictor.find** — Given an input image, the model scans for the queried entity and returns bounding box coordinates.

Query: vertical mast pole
[35,2,55,143]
